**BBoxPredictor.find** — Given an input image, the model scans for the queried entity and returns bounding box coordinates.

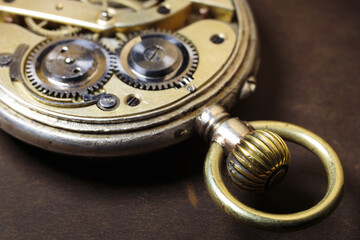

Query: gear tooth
[182,77,189,84]
[34,83,41,89]
[25,17,81,37]
[126,77,134,84]
[139,83,145,89]
[118,74,125,81]
[169,82,175,88]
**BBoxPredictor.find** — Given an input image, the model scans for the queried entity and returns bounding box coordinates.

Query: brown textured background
[0,0,359,239]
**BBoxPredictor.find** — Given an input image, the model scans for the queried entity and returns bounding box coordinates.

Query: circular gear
[24,17,82,38]
[25,37,116,98]
[80,0,161,11]
[115,30,199,90]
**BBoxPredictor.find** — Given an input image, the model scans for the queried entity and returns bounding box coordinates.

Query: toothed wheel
[80,0,161,11]
[115,30,199,90]
[25,37,116,98]
[24,17,82,38]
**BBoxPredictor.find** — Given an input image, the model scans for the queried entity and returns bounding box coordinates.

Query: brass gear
[80,0,161,11]
[24,17,82,38]
[25,36,116,98]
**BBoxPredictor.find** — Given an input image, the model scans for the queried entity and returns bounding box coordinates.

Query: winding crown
[227,129,291,191]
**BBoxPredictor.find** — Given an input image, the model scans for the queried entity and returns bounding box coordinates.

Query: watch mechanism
[0,0,258,155]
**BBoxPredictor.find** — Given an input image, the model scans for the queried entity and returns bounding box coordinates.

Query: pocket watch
[0,0,344,231]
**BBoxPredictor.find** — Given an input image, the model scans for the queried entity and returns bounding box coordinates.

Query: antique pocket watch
[0,0,344,231]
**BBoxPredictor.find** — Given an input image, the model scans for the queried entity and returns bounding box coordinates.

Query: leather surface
[0,0,359,239]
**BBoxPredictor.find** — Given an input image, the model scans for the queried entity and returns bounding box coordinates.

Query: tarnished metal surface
[0,0,259,156]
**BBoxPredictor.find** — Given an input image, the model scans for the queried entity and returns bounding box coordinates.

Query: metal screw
[97,94,119,111]
[72,67,81,74]
[126,95,140,107]
[100,10,112,21]
[60,46,68,53]
[0,53,12,67]
[210,34,225,44]
[187,84,196,93]
[144,46,165,62]
[56,3,64,10]
[157,5,170,14]
[65,57,75,64]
